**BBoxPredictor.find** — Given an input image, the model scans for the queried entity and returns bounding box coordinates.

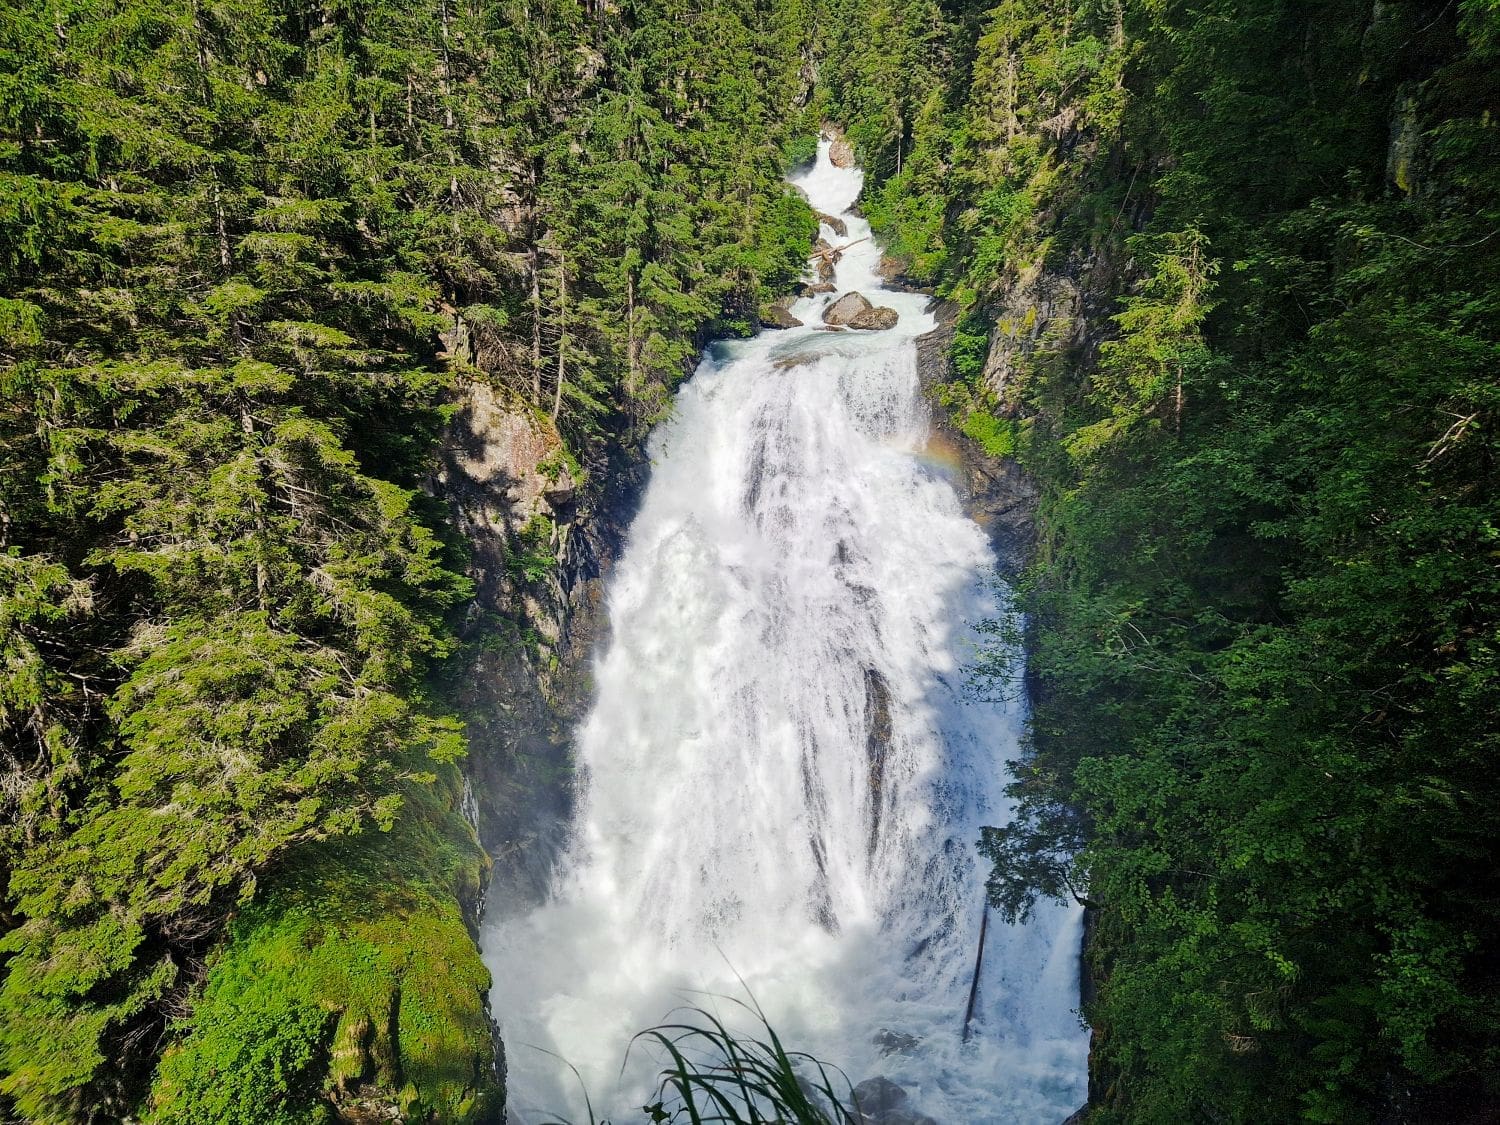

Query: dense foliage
[820,0,1500,1120]
[0,0,817,1117]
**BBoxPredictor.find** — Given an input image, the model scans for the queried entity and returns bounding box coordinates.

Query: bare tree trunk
[239,401,271,611]
[551,250,566,423]
[530,246,542,402]
[439,0,461,227]
[1006,52,1017,142]
[211,178,232,272]
[626,268,637,398]
[189,0,233,274]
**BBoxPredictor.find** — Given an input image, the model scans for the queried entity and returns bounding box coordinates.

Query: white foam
[482,140,1088,1124]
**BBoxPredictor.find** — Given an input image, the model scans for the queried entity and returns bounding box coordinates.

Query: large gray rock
[848,305,899,331]
[818,211,849,237]
[822,291,873,326]
[851,1077,937,1125]
[830,137,855,168]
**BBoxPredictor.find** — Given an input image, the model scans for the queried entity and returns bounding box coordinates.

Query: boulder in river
[818,211,849,237]
[830,137,856,168]
[759,294,803,330]
[851,1077,936,1125]
[872,1028,921,1056]
[822,291,873,326]
[811,237,840,285]
[848,305,899,331]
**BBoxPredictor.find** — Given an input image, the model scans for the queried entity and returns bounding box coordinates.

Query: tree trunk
[239,401,271,611]
[626,268,637,398]
[551,250,566,422]
[530,246,543,402]
[439,0,461,227]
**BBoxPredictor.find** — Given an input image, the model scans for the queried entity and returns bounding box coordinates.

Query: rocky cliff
[432,379,648,907]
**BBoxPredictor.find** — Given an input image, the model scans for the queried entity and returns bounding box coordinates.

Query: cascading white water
[483,141,1088,1123]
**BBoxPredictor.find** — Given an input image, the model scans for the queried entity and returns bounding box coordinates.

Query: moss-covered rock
[148,771,501,1124]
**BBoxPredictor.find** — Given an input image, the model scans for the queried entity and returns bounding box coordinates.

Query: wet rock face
[851,1077,938,1125]
[431,377,647,900]
[829,136,855,168]
[914,304,1039,580]
[877,252,931,294]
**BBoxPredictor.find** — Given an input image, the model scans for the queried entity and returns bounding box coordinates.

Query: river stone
[853,1077,906,1117]
[818,211,849,237]
[759,296,803,330]
[830,137,855,168]
[851,1077,937,1125]
[848,305,899,331]
[823,291,873,326]
[872,1028,920,1056]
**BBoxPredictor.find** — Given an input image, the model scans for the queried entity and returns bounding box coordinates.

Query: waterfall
[482,141,1088,1123]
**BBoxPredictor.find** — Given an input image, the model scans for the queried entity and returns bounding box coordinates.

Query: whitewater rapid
[482,140,1088,1123]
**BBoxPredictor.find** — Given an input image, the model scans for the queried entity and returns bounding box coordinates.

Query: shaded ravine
[481,140,1088,1123]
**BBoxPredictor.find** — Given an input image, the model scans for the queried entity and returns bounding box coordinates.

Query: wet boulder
[811,238,841,285]
[872,1028,920,1056]
[759,297,803,330]
[830,137,856,168]
[822,291,873,326]
[851,1077,936,1125]
[848,305,899,331]
[818,211,849,237]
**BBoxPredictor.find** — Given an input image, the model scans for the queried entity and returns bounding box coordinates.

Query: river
[482,139,1088,1124]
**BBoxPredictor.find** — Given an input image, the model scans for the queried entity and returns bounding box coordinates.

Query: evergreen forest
[2,0,1497,1121]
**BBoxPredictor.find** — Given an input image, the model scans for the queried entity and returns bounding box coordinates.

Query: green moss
[957,408,1019,458]
[149,770,500,1124]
